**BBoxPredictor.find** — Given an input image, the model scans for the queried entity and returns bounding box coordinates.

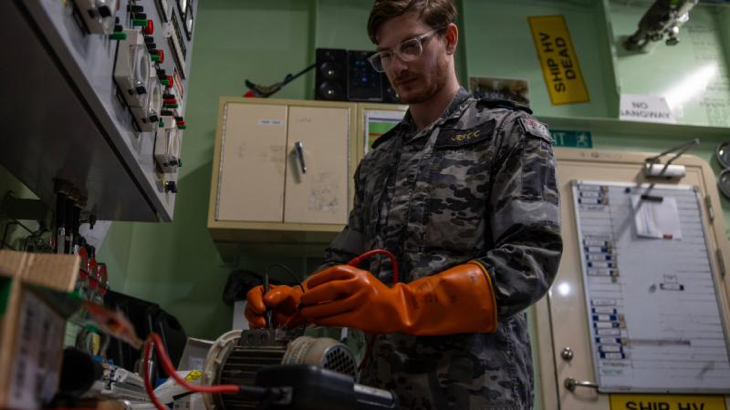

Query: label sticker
[8,292,65,409]
[620,94,676,124]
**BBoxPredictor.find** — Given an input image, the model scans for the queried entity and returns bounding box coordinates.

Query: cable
[347,249,399,284]
[277,249,399,330]
[143,332,240,410]
[358,334,378,372]
[346,249,400,371]
[265,263,305,293]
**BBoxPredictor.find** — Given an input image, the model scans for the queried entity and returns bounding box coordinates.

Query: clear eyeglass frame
[368,26,446,73]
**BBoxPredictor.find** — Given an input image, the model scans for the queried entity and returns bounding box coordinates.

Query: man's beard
[393,58,448,104]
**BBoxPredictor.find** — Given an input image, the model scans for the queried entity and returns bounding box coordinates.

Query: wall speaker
[315,48,348,101]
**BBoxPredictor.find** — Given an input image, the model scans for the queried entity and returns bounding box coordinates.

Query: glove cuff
[467,260,499,332]
[398,262,498,335]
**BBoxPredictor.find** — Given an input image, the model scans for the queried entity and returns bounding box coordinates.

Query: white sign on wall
[620,94,676,124]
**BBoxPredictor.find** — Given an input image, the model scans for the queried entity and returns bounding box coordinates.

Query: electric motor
[201,329,357,410]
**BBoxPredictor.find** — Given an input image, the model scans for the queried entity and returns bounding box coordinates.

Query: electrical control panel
[0,0,197,221]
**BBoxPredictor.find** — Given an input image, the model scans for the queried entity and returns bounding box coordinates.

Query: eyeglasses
[368,27,446,73]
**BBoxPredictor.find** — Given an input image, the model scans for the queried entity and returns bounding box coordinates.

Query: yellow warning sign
[610,394,727,410]
[528,15,590,105]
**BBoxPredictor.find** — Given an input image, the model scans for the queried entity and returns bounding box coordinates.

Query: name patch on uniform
[519,118,552,142]
[435,120,495,149]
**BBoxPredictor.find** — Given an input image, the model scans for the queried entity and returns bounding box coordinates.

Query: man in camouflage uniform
[246,1,562,408]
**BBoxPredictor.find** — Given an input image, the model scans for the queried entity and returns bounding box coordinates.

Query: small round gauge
[716,142,730,169]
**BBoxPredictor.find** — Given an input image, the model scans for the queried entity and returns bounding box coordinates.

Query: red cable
[347,249,400,372]
[143,332,240,410]
[347,249,399,284]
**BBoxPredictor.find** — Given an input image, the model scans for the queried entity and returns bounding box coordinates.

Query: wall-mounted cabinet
[208,98,358,256]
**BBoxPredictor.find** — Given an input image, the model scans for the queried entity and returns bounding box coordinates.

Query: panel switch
[74,0,119,35]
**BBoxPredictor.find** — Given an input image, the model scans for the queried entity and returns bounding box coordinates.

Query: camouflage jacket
[322,88,563,409]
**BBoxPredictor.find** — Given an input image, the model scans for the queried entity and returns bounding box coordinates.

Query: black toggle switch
[128,5,143,12]
[165,181,178,193]
[134,12,147,19]
[98,5,112,18]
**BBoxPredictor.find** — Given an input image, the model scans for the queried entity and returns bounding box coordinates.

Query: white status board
[572,180,730,393]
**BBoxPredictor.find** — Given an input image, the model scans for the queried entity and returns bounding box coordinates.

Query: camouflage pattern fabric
[320,88,563,409]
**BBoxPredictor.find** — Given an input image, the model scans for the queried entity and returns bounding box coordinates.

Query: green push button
[151,54,161,62]
[132,19,147,27]
[177,125,186,130]
[110,32,127,40]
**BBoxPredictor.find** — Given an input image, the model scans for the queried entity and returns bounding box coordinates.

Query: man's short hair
[367,0,457,44]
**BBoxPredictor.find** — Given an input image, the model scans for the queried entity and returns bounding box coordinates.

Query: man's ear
[444,23,458,55]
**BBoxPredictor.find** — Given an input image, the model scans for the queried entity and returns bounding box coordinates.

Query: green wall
[463,0,614,118]
[610,1,730,127]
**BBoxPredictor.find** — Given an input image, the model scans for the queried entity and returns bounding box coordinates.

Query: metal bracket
[643,138,699,179]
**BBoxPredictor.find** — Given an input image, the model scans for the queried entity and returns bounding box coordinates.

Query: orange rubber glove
[300,262,498,335]
[244,284,305,328]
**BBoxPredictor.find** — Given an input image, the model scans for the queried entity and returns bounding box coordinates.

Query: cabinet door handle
[564,377,598,392]
[295,141,307,174]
